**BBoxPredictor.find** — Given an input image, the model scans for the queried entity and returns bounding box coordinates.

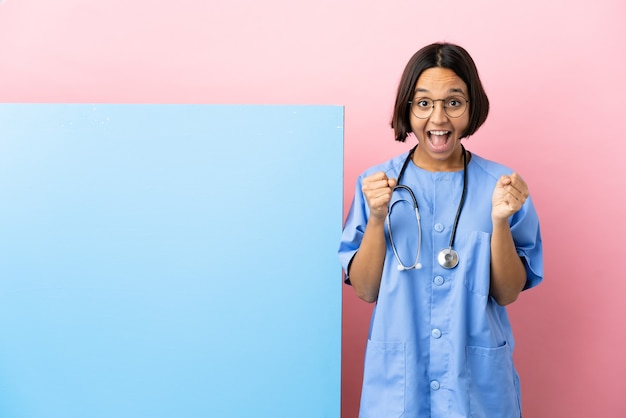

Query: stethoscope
[386,144,468,270]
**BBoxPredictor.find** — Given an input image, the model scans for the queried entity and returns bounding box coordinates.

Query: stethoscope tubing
[387,144,468,270]
[386,184,423,270]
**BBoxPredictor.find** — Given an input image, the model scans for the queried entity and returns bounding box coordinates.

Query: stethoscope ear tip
[396,263,422,271]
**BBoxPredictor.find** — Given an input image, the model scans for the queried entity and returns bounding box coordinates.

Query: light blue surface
[0,104,343,418]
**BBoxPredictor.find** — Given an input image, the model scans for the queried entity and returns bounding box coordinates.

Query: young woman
[339,42,543,418]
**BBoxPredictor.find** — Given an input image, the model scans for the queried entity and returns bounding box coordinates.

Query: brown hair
[391,43,490,142]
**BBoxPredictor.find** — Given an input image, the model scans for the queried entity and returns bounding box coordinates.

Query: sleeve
[338,175,369,285]
[510,195,544,290]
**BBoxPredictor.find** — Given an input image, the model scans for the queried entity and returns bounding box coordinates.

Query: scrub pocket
[360,340,405,418]
[466,342,520,418]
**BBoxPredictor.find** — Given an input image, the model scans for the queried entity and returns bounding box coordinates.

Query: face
[409,67,470,170]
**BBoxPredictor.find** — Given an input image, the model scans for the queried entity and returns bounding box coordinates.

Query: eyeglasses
[408,96,469,119]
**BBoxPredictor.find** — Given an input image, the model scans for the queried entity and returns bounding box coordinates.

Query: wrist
[368,214,387,227]
[491,214,510,227]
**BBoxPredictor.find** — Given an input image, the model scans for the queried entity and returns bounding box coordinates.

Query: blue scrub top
[339,151,543,418]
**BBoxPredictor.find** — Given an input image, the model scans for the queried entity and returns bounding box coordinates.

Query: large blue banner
[0,104,343,417]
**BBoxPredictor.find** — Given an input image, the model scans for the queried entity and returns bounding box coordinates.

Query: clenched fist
[362,172,398,220]
[492,173,529,221]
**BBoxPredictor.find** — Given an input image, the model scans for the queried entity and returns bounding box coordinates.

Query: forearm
[490,218,527,306]
[348,218,387,303]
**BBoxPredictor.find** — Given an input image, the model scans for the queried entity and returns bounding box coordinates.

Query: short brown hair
[391,43,490,142]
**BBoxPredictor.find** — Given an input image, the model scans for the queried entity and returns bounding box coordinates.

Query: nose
[429,100,449,123]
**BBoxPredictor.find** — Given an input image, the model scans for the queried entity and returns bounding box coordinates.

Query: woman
[338,43,543,417]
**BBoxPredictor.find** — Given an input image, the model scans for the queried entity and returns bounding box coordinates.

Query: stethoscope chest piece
[437,248,459,269]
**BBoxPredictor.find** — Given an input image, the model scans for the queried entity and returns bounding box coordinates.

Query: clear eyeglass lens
[410,96,468,119]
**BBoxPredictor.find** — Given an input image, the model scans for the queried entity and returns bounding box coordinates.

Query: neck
[411,144,467,172]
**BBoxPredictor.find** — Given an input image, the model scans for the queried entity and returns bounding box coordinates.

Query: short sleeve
[510,195,544,290]
[338,175,369,285]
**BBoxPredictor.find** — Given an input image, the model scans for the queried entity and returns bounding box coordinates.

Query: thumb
[499,174,512,186]
[388,177,398,188]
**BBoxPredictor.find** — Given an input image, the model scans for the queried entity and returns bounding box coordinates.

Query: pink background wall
[2,0,625,417]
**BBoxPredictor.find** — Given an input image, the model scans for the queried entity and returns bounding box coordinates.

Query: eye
[446,97,464,108]
[414,98,432,108]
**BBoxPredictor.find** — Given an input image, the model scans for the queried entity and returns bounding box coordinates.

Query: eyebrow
[413,87,466,96]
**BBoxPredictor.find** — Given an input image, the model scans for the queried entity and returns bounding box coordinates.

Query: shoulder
[359,151,411,180]
[468,152,514,180]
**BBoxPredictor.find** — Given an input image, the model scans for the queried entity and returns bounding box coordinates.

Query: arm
[490,173,529,306]
[348,172,397,303]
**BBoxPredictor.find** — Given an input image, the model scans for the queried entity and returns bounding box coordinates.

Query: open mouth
[427,130,452,150]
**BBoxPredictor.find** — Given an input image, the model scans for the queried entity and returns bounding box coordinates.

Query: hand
[491,173,529,221]
[362,172,397,221]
